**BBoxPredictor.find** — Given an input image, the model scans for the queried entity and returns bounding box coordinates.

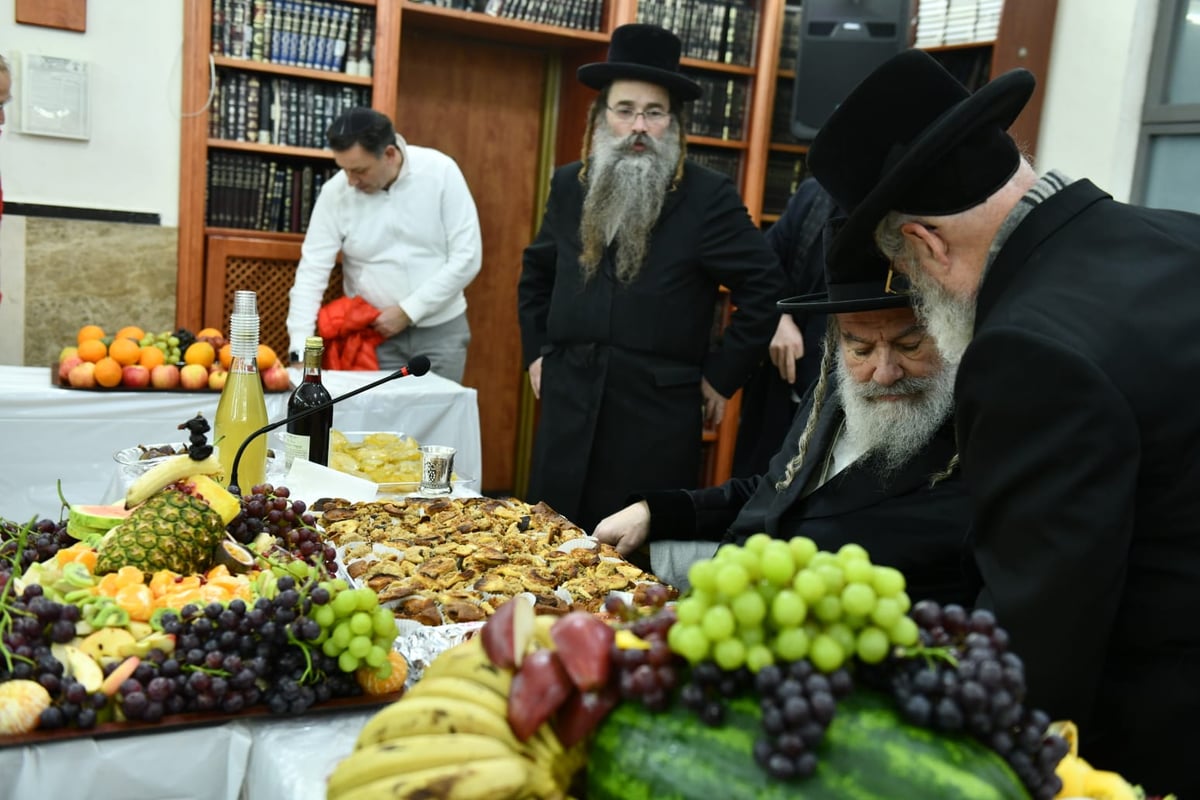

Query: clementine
[94,357,123,388]
[77,324,106,345]
[108,337,142,367]
[77,339,108,363]
[115,325,146,342]
[184,341,216,368]
[139,346,166,369]
[257,344,278,370]
[218,343,233,371]
[197,327,224,339]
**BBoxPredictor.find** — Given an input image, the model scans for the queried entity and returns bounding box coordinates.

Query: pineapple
[95,489,226,575]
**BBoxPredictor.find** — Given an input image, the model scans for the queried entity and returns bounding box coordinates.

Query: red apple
[481,597,536,670]
[150,364,180,390]
[261,363,291,392]
[553,684,621,748]
[179,363,209,391]
[550,611,616,692]
[58,345,79,363]
[507,648,574,742]
[68,361,97,388]
[99,656,140,696]
[121,365,150,388]
[208,367,228,391]
[59,355,84,381]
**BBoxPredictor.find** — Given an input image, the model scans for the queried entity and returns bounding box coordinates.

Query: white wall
[0,0,183,225]
[1037,0,1160,202]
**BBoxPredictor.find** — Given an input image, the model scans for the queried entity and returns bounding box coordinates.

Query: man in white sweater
[286,107,482,382]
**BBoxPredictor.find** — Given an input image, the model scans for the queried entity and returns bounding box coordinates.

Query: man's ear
[899,221,951,268]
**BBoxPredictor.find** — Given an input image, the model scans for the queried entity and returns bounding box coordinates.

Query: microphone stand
[228,365,419,493]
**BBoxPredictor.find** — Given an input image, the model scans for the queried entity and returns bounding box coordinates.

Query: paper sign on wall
[20,53,91,141]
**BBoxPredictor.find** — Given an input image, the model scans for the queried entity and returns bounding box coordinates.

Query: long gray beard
[836,350,958,476]
[906,266,977,366]
[579,122,680,283]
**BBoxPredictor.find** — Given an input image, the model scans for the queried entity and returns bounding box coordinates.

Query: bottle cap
[305,336,325,350]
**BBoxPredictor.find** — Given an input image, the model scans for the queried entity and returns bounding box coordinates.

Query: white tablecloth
[0,365,481,523]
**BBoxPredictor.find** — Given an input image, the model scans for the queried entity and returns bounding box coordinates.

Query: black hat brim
[578,63,703,101]
[823,68,1035,273]
[778,291,912,315]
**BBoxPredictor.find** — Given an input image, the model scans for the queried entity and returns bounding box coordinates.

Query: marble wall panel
[24,219,178,366]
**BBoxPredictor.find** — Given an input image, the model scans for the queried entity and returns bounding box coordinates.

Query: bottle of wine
[283,336,333,470]
[215,290,269,490]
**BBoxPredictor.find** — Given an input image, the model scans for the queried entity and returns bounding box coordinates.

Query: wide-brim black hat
[807,49,1035,274]
[578,24,702,101]
[778,217,912,314]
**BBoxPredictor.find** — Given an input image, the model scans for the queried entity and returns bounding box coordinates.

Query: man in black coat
[594,230,972,608]
[806,49,1200,796]
[518,24,783,533]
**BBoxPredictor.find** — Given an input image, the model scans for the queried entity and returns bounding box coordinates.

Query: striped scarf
[984,169,1073,273]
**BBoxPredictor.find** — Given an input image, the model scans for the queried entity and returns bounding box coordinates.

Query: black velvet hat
[807,49,1035,273]
[578,24,702,101]
[778,217,912,314]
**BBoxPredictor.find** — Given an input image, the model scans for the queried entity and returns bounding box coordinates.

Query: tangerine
[115,325,146,342]
[108,337,142,367]
[77,324,106,345]
[184,341,216,368]
[94,357,123,387]
[219,343,233,371]
[77,339,108,363]
[197,327,224,339]
[257,344,278,370]
[139,345,166,369]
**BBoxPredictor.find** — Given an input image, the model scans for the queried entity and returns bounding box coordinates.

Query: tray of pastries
[318,496,675,626]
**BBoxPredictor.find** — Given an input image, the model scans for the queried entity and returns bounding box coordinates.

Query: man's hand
[769,314,805,384]
[701,377,727,426]
[528,356,543,399]
[373,306,412,339]
[592,501,651,556]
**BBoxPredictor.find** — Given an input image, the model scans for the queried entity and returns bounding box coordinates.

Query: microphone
[228,355,431,493]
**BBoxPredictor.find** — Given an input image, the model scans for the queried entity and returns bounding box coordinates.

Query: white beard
[905,266,977,367]
[835,349,958,475]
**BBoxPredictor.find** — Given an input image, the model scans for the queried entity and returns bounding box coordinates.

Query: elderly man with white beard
[518,24,784,534]
[804,50,1200,796]
[594,224,973,608]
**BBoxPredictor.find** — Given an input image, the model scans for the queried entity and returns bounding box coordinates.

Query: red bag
[316,296,384,371]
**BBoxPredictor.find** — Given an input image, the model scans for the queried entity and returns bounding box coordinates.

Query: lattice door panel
[218,256,343,361]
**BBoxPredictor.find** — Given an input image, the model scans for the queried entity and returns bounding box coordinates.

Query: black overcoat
[958,179,1200,796]
[647,381,973,607]
[518,160,784,532]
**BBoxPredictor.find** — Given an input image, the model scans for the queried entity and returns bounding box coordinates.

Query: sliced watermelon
[67,503,131,540]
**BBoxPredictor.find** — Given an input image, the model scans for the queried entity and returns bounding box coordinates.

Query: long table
[0,365,482,523]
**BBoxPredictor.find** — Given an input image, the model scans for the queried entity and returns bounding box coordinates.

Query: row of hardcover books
[762,152,809,216]
[684,72,750,141]
[635,0,759,67]
[211,0,375,77]
[408,0,602,31]
[206,153,338,233]
[210,70,371,148]
[688,146,741,184]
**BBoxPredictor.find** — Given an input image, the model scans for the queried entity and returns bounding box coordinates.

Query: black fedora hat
[578,24,702,101]
[807,49,1035,273]
[778,217,912,314]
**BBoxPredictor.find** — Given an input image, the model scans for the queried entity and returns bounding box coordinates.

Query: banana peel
[1051,721,1177,800]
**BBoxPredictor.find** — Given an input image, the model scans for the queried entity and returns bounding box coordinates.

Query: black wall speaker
[790,0,915,142]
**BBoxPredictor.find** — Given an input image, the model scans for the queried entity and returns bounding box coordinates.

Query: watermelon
[587,690,1030,800]
[66,503,131,540]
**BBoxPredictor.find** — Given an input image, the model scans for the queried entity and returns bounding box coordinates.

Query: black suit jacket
[645,381,973,607]
[959,179,1200,796]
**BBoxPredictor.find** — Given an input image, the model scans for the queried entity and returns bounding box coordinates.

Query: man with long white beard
[594,229,972,608]
[804,49,1200,796]
[518,24,783,534]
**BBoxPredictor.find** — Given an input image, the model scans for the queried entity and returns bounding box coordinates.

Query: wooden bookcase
[174,1,831,495]
[760,0,1059,226]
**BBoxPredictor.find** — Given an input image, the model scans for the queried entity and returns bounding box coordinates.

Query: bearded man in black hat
[518,24,783,533]
[806,49,1200,796]
[594,223,971,608]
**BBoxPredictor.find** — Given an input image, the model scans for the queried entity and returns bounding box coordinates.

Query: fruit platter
[53,324,292,393]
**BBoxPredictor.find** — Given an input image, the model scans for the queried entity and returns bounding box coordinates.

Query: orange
[115,325,146,342]
[77,339,108,364]
[257,344,278,370]
[94,357,123,387]
[108,337,142,367]
[184,341,216,368]
[219,343,233,371]
[77,324,106,345]
[197,327,224,339]
[139,345,166,369]
[115,583,155,622]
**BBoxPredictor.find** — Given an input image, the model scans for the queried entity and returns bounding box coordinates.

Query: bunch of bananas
[327,636,586,800]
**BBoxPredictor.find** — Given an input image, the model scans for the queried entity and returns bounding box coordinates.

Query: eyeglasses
[606,105,671,125]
